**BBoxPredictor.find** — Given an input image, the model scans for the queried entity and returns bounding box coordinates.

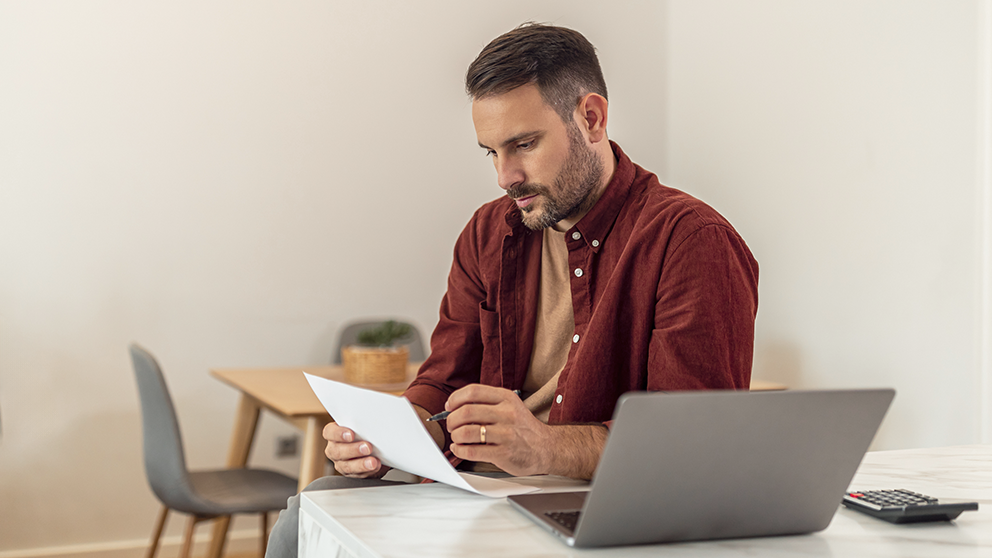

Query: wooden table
[206,366,784,557]
[206,363,419,558]
[750,379,787,391]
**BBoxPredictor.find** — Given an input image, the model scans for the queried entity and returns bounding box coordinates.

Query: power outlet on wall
[276,435,300,458]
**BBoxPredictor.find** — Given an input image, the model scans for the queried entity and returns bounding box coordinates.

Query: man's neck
[553,146,618,232]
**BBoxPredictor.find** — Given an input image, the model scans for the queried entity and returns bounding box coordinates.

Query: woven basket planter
[342,345,409,384]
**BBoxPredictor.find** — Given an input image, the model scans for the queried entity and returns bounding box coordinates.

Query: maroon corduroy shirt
[404,142,759,451]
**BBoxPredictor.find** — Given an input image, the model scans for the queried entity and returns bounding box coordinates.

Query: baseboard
[0,528,263,558]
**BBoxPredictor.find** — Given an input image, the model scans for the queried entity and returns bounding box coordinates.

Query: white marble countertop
[300,445,992,557]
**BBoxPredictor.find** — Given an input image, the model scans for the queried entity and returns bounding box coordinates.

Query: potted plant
[342,321,413,385]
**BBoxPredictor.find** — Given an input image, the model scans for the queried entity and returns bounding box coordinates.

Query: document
[304,373,538,498]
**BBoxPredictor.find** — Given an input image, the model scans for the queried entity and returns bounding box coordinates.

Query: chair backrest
[333,320,427,364]
[129,343,196,509]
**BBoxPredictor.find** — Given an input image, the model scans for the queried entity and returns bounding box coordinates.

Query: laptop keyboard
[545,510,581,532]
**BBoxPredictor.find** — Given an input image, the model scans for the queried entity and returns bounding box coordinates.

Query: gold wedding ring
[480,425,487,444]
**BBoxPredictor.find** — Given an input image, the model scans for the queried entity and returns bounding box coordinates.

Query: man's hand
[323,406,443,479]
[322,422,390,478]
[444,384,608,479]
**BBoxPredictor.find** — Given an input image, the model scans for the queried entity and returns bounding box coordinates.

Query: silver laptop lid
[570,388,895,547]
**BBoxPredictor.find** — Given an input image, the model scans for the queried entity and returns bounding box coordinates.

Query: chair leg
[146,506,170,558]
[260,512,269,556]
[179,515,202,558]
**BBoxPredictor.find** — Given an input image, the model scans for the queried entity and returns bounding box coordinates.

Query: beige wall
[0,0,989,554]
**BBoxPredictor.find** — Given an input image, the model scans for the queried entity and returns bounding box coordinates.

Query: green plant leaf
[355,320,412,347]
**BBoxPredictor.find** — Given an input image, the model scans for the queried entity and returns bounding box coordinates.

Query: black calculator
[843,489,978,523]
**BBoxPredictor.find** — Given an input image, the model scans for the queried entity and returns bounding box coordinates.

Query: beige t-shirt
[521,228,574,422]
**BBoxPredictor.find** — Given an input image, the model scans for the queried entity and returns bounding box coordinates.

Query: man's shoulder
[619,165,755,271]
[627,164,737,234]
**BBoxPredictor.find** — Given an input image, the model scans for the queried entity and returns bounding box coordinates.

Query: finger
[334,455,383,477]
[450,423,497,446]
[450,441,499,464]
[443,402,502,431]
[324,439,374,462]
[322,422,355,443]
[445,384,513,412]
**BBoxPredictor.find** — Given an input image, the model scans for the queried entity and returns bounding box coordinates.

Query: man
[266,23,757,556]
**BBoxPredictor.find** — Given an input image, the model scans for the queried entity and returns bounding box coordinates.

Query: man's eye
[485,149,496,157]
[517,141,534,150]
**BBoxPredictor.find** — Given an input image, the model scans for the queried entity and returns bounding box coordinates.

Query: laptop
[508,388,895,547]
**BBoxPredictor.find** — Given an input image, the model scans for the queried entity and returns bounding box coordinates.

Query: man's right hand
[323,422,390,478]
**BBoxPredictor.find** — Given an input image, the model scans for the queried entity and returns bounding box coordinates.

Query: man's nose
[495,157,525,191]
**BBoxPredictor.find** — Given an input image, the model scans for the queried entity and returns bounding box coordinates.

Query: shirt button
[591,240,600,247]
[555,394,563,404]
[572,334,580,343]
[574,268,583,278]
[571,231,581,241]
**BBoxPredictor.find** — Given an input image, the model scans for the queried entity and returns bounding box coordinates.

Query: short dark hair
[465,23,608,121]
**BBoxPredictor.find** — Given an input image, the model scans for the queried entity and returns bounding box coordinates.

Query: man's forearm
[543,423,609,480]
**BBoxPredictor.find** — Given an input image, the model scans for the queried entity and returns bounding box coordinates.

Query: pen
[426,390,522,422]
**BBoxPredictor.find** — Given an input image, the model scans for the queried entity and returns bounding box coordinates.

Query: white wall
[661,0,992,451]
[0,0,988,554]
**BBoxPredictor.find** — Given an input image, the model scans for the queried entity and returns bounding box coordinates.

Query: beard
[506,123,605,231]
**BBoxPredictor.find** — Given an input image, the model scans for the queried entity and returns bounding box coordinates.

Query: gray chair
[129,343,298,558]
[332,320,427,364]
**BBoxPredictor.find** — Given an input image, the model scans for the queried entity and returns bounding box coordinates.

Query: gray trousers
[265,475,409,558]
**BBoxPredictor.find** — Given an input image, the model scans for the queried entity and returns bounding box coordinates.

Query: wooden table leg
[207,394,261,558]
[299,416,328,491]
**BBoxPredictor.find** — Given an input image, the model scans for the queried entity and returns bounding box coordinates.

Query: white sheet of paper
[304,373,538,498]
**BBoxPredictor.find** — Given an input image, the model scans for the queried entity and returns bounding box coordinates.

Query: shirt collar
[568,141,632,253]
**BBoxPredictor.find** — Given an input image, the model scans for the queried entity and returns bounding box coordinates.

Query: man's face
[472,84,604,231]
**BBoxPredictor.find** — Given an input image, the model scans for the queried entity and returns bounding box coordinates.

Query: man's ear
[575,93,608,144]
